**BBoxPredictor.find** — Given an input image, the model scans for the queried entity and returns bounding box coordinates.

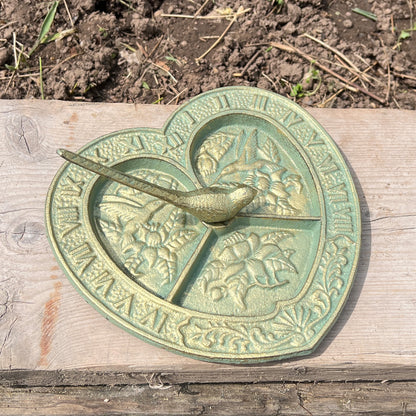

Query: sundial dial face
[46,87,361,363]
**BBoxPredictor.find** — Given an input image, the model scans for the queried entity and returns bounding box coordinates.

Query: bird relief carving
[96,170,199,287]
[195,128,304,216]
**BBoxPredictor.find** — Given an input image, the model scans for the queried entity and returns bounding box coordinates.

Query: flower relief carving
[195,127,303,215]
[96,170,199,286]
[201,230,297,310]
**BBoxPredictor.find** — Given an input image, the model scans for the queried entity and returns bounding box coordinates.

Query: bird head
[228,184,258,214]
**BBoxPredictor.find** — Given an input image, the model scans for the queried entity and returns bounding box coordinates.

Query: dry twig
[234,49,262,77]
[302,33,375,85]
[196,10,243,62]
[0,21,17,31]
[147,36,163,61]
[48,52,83,73]
[393,71,416,82]
[160,8,249,20]
[319,63,377,107]
[327,55,373,89]
[271,41,385,104]
[261,72,279,92]
[167,88,188,105]
[386,64,391,102]
[193,0,211,18]
[151,62,177,83]
[63,0,74,27]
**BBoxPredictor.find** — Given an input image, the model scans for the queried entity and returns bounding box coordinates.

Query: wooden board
[1,381,415,416]
[0,100,415,385]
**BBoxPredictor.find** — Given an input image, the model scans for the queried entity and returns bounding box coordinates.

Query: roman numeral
[90,270,114,297]
[304,129,324,147]
[113,294,134,317]
[121,136,144,154]
[183,110,197,126]
[280,109,304,128]
[70,242,96,273]
[251,94,269,111]
[318,153,339,176]
[56,205,81,238]
[333,207,353,234]
[328,182,349,204]
[168,132,184,148]
[60,175,84,197]
[140,308,168,334]
[214,94,231,110]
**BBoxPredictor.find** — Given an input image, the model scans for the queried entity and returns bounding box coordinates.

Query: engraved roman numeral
[183,110,197,126]
[214,94,231,110]
[251,94,269,111]
[328,182,349,203]
[318,153,339,176]
[60,176,84,197]
[280,109,304,128]
[92,147,109,163]
[140,308,168,334]
[90,270,114,297]
[113,294,134,316]
[304,129,325,147]
[70,242,96,273]
[56,205,81,238]
[168,132,184,148]
[121,136,144,154]
[334,207,353,234]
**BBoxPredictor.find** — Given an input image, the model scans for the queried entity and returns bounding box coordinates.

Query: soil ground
[0,0,415,109]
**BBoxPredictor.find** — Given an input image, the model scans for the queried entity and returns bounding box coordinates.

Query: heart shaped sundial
[46,87,361,363]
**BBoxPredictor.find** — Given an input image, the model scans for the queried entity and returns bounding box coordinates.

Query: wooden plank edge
[1,381,415,416]
[1,364,416,387]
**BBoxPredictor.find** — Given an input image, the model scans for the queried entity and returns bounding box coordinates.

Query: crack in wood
[369,214,416,223]
[0,317,17,357]
[296,385,314,416]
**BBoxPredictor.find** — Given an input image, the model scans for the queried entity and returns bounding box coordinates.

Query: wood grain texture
[0,100,415,384]
[1,381,415,416]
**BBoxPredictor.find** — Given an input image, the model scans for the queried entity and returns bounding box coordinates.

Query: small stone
[343,19,353,28]
[282,22,297,35]
[3,28,13,40]
[180,41,188,47]
[0,48,10,66]
[383,33,396,46]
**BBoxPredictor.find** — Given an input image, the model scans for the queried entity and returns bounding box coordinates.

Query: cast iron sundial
[46,87,361,363]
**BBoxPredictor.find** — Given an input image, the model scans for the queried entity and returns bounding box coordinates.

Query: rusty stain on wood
[64,112,79,142]
[38,281,62,367]
[64,112,79,125]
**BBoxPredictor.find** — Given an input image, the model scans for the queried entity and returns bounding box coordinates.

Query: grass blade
[29,1,60,56]
[44,28,75,43]
[39,56,44,99]
[352,8,377,21]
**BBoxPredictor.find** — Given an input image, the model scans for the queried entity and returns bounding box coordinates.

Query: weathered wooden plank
[1,381,415,416]
[0,100,415,383]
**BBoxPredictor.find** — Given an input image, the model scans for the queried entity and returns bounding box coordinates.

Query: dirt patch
[0,0,415,109]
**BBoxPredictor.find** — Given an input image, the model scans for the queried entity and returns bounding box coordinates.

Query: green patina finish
[45,87,361,363]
